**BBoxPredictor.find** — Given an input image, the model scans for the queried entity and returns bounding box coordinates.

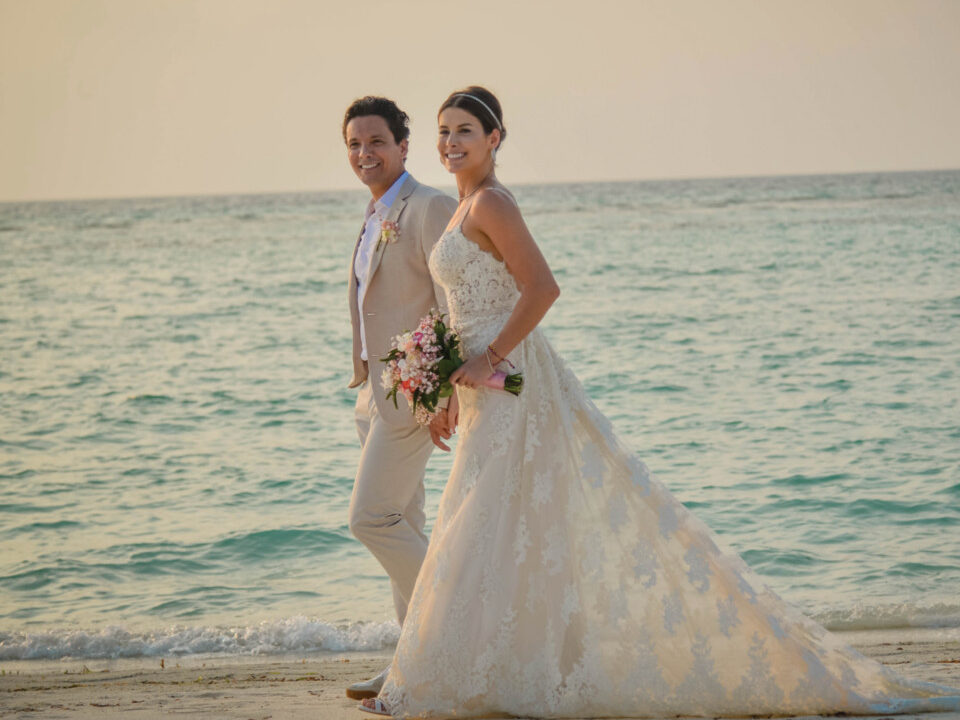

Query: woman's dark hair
[342,96,410,144]
[439,86,506,147]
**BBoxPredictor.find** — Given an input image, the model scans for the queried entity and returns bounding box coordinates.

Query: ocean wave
[3,602,959,660]
[812,601,960,631]
[74,220,135,230]
[0,617,399,660]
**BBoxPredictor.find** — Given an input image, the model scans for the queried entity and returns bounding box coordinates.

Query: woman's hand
[449,353,493,390]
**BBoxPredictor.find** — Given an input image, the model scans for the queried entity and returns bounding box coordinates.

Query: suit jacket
[348,174,458,426]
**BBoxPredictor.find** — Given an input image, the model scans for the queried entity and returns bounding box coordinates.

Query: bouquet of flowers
[381,310,523,426]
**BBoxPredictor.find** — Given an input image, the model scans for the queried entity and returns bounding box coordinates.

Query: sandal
[358,697,393,716]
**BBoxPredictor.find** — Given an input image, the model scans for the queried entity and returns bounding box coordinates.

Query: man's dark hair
[342,96,410,144]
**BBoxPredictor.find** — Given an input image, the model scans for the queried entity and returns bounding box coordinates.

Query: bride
[360,86,960,718]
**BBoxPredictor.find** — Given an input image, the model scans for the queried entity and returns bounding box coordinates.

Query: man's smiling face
[345,115,407,198]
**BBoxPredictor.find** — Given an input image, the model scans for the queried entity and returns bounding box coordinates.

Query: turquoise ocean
[1,170,959,662]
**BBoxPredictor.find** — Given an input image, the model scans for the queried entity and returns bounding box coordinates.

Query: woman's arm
[450,188,560,388]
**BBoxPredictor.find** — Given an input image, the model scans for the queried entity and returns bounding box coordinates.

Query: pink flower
[376,220,400,251]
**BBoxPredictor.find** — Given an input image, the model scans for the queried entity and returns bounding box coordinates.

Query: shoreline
[2,631,959,719]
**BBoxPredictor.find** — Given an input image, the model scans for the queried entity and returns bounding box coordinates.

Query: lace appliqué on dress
[376,227,960,719]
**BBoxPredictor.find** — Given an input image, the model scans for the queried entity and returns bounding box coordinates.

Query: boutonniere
[376,220,400,252]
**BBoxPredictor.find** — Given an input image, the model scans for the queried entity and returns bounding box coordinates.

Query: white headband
[453,93,502,131]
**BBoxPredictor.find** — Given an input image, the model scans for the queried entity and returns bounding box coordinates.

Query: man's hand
[429,405,453,451]
[428,391,459,451]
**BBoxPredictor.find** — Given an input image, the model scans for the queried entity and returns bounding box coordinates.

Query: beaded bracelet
[487,344,515,369]
[484,347,497,375]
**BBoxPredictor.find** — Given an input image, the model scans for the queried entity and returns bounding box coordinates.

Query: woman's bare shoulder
[471,185,521,221]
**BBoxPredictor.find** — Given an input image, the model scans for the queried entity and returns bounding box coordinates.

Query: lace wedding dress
[377,224,960,719]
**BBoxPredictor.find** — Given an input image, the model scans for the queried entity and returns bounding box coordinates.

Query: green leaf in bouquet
[503,373,524,396]
[436,358,457,377]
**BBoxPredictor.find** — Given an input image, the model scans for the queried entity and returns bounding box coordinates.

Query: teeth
[359,163,379,169]
[446,153,464,159]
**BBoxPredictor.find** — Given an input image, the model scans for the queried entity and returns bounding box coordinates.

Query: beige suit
[347,174,457,625]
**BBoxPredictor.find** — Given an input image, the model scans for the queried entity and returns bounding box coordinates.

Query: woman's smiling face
[437,106,498,174]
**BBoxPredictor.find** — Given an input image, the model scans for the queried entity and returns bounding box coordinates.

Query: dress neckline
[442,225,510,272]
[443,192,507,267]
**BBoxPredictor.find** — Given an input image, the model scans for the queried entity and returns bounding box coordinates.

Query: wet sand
[2,632,959,719]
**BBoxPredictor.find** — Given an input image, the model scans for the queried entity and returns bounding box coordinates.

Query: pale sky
[1,0,959,202]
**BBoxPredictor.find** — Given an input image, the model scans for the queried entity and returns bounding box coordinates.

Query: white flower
[381,368,394,391]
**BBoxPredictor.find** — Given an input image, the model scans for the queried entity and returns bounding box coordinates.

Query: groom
[342,96,458,700]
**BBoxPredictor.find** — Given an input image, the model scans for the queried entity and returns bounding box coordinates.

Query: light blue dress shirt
[355,171,409,361]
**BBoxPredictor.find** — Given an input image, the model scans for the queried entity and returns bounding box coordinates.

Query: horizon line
[3,165,958,205]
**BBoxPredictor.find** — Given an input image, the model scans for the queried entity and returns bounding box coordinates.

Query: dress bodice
[428,226,521,357]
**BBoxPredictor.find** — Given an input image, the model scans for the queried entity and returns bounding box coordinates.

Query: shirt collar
[368,171,409,219]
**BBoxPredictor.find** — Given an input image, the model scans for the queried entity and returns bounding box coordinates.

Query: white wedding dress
[377,224,960,718]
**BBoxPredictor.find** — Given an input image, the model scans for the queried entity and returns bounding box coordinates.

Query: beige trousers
[349,381,433,625]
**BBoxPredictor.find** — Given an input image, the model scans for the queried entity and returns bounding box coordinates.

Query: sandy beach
[2,631,959,719]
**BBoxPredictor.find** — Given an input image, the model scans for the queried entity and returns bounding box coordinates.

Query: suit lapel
[365,175,418,288]
[348,225,364,307]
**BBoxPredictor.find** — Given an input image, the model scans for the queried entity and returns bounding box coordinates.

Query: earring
[491,147,497,163]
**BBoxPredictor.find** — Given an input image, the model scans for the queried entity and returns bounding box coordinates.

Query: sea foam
[0,617,399,661]
[2,602,960,661]
[812,601,960,632]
